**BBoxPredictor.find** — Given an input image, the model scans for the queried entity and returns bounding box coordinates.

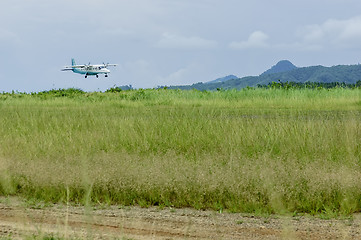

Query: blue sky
[1,0,361,92]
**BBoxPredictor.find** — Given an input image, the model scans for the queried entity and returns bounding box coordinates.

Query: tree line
[257,80,361,89]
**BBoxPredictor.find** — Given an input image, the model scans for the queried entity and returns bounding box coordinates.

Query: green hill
[206,75,238,84]
[167,62,361,90]
[261,60,298,75]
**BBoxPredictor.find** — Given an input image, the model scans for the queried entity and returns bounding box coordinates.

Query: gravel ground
[0,197,360,239]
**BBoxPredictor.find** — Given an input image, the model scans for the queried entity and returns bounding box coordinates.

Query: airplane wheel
[105,75,108,77]
[85,75,87,78]
[96,75,99,78]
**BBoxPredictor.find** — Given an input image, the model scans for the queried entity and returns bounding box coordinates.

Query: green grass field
[0,88,360,215]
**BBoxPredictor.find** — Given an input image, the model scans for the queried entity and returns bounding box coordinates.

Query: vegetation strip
[0,88,360,215]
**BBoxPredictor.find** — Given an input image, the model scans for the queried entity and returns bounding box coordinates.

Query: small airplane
[62,58,117,78]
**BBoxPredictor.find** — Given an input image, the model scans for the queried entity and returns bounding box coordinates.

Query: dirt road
[0,197,360,239]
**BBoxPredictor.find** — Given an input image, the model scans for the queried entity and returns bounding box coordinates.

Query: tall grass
[0,88,360,214]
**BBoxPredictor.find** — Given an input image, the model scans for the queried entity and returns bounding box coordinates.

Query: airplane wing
[106,64,118,67]
[61,66,74,71]
[70,65,86,68]
[96,63,118,67]
[62,65,86,69]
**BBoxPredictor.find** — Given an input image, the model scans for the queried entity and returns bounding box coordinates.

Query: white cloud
[301,25,324,42]
[119,61,201,88]
[258,15,361,52]
[299,15,361,48]
[156,63,202,86]
[156,32,218,49]
[227,16,361,53]
[229,31,269,50]
[159,67,189,85]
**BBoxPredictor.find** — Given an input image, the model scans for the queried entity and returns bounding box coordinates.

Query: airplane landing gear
[96,75,99,78]
[105,74,108,77]
[85,75,88,78]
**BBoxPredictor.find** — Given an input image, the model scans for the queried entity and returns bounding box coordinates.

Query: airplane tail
[71,58,76,66]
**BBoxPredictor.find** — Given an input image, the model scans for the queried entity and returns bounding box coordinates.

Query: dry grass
[0,88,360,215]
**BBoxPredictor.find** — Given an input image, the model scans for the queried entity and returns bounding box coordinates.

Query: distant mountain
[206,75,238,84]
[261,60,298,75]
[166,61,361,91]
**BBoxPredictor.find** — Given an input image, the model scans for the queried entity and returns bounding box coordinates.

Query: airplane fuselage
[62,59,117,78]
[72,66,110,76]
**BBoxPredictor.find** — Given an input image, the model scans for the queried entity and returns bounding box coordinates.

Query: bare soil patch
[0,197,360,239]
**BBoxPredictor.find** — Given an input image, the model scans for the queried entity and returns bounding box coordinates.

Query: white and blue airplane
[62,59,117,78]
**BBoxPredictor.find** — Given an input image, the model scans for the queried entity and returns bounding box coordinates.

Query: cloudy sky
[1,0,361,92]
